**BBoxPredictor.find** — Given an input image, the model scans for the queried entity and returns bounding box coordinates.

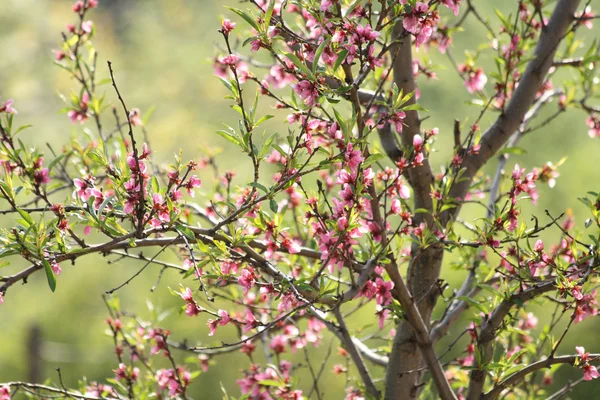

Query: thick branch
[446,0,581,224]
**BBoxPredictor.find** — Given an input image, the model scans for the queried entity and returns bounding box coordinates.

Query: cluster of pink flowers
[179,287,203,317]
[587,115,600,138]
[67,93,90,124]
[155,368,192,397]
[114,362,140,382]
[237,362,303,400]
[576,346,600,380]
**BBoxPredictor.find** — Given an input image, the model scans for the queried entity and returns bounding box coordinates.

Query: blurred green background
[1,0,599,398]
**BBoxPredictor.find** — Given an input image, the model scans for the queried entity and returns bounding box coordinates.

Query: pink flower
[270,335,287,354]
[345,143,364,172]
[81,21,93,34]
[67,92,89,123]
[577,346,590,363]
[184,175,202,197]
[413,134,424,151]
[34,168,50,185]
[51,262,62,275]
[0,292,3,306]
[185,302,201,317]
[219,54,239,66]
[207,319,219,336]
[180,287,194,302]
[374,277,394,306]
[218,309,230,325]
[577,6,595,29]
[376,306,391,329]
[0,99,16,114]
[441,0,461,16]
[390,111,406,133]
[0,384,9,400]
[84,226,92,235]
[128,108,142,126]
[292,80,319,106]
[238,268,256,294]
[584,364,600,381]
[221,19,236,35]
[586,115,600,138]
[463,67,487,93]
[534,240,544,252]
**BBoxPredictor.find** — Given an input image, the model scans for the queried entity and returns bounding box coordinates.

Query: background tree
[1,0,599,399]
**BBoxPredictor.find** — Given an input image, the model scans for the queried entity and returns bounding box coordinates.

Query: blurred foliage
[0,0,598,398]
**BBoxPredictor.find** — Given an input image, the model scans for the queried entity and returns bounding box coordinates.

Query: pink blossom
[84,226,92,235]
[238,268,256,294]
[320,0,333,11]
[34,168,50,185]
[374,277,394,306]
[218,309,230,325]
[376,306,391,329]
[81,21,93,34]
[441,0,461,16]
[292,80,319,106]
[584,364,600,381]
[180,287,194,302]
[219,54,239,66]
[0,293,3,306]
[577,6,595,29]
[185,302,201,317]
[587,115,600,138]
[0,99,16,114]
[577,346,590,363]
[413,134,424,151]
[51,262,62,275]
[221,19,236,35]
[269,335,287,354]
[462,67,487,93]
[345,143,364,172]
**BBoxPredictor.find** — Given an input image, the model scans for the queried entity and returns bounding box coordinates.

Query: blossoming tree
[1,0,599,399]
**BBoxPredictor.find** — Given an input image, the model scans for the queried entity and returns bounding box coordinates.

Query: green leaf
[255,114,274,127]
[249,182,269,193]
[497,147,527,156]
[47,154,66,172]
[333,49,349,73]
[225,7,260,31]
[42,259,57,292]
[457,296,488,314]
[283,52,312,78]
[264,0,276,29]
[257,380,281,387]
[363,153,384,167]
[401,103,428,112]
[215,129,241,146]
[17,208,35,227]
[269,198,278,213]
[313,39,329,75]
[176,224,196,241]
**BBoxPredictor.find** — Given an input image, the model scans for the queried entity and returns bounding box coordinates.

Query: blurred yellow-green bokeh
[1,0,599,398]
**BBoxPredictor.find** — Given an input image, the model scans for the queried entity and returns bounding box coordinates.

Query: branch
[333,308,380,398]
[446,0,582,224]
[466,280,558,399]
[483,354,600,400]
[352,337,389,367]
[0,382,119,400]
